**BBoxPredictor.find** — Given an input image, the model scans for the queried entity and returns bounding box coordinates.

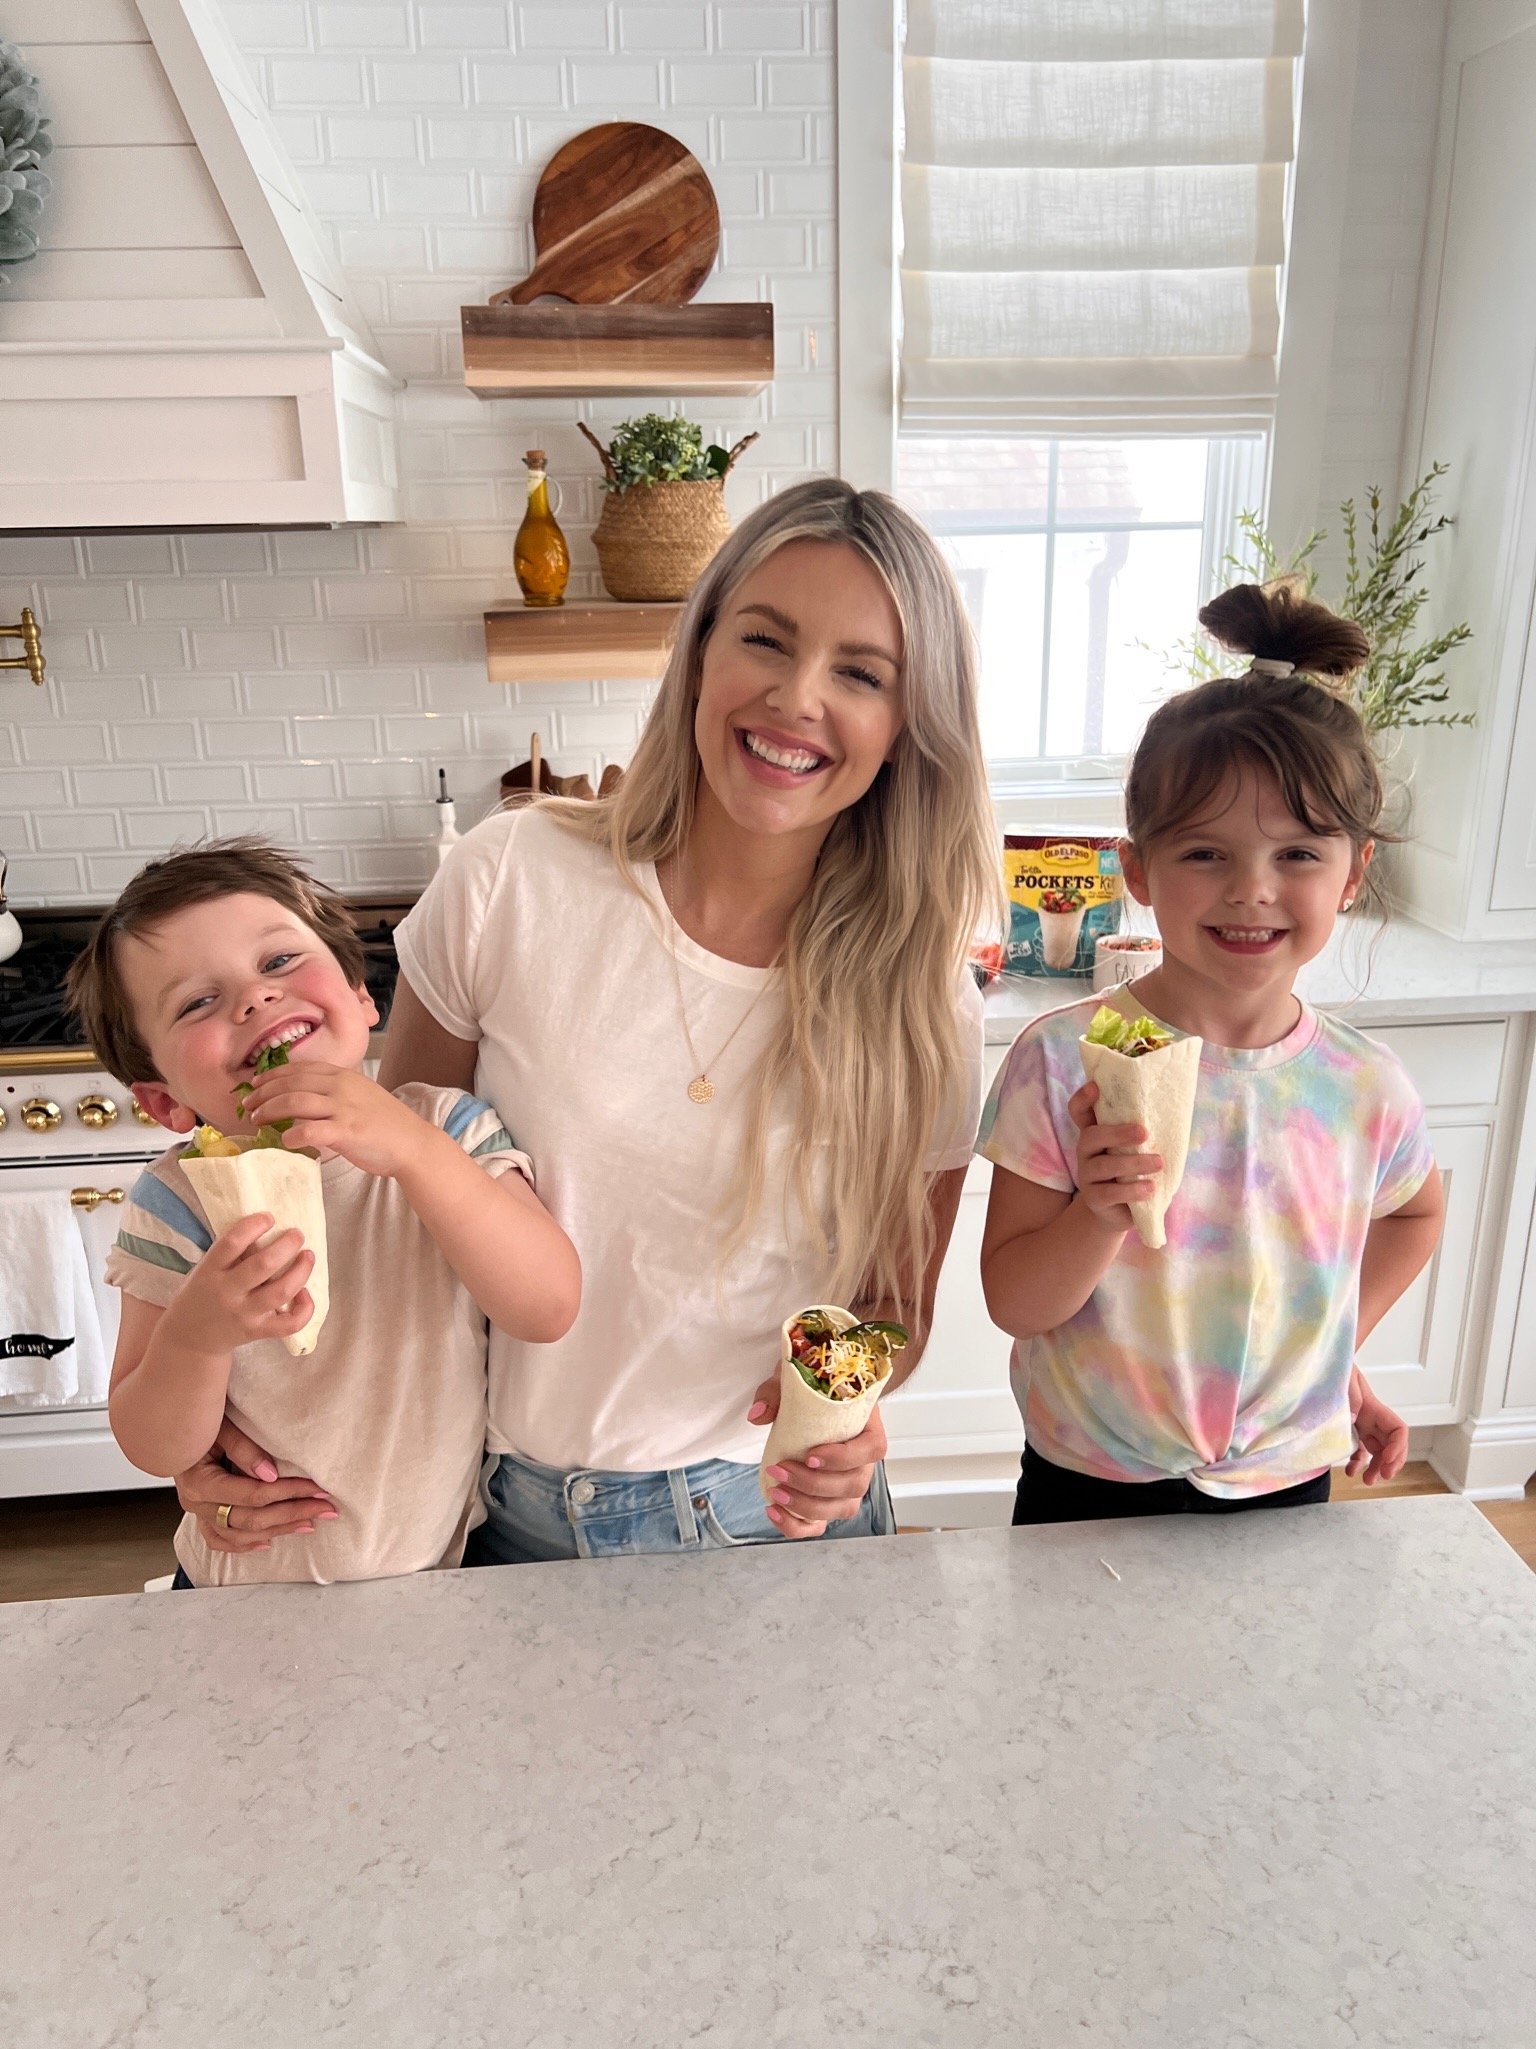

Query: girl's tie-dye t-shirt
[978,997,1434,1498]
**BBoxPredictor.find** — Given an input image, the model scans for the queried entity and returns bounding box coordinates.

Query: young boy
[66,838,580,1588]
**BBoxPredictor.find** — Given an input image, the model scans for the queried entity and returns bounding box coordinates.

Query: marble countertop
[984,914,1536,1042]
[4,1498,1535,2048]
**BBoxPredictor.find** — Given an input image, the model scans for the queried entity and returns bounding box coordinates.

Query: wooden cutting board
[491,123,720,307]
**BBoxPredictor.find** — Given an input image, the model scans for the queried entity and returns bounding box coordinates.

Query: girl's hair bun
[1198,574,1369,681]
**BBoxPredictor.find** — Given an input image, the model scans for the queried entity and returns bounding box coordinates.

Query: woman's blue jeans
[466,1448,897,1564]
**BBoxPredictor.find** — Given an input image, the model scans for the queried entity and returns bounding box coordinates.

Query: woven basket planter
[579,424,758,602]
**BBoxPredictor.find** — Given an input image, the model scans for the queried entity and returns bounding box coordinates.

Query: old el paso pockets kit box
[1004,834,1123,976]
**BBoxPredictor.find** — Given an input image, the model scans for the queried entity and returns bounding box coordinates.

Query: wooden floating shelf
[484,600,683,683]
[462,302,774,398]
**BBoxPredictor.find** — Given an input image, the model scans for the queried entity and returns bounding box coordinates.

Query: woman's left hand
[748,1374,888,1538]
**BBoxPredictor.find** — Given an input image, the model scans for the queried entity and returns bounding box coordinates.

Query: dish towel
[0,1190,109,1406]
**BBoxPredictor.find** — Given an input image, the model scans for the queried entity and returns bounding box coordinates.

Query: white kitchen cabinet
[1356,1121,1488,1416]
[1397,0,1536,935]
[890,1017,1515,1518]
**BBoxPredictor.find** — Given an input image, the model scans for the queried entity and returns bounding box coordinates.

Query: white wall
[1311,2,1451,584]
[0,0,836,904]
[0,1,1445,904]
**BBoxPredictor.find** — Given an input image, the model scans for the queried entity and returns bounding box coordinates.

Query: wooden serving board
[491,122,720,307]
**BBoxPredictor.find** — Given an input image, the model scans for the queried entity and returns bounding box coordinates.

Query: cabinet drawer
[1367,1021,1506,1110]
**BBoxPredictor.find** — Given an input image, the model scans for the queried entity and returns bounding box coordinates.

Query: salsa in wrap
[1078,1004,1202,1251]
[758,1306,907,1500]
[180,1043,329,1357]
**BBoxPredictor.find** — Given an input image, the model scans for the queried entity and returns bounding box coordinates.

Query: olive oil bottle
[514,448,570,607]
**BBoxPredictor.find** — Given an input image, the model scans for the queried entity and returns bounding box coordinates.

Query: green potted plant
[578,414,758,602]
[1157,464,1474,744]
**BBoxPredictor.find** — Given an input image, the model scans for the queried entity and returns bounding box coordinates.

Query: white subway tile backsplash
[269,56,367,103]
[282,624,374,667]
[70,767,160,807]
[201,719,292,760]
[2,1,833,901]
[342,759,431,797]
[352,844,437,886]
[293,716,382,754]
[520,5,612,50]
[418,3,513,48]
[669,59,757,105]
[58,679,150,721]
[320,579,412,620]
[243,673,334,714]
[337,671,421,712]
[10,854,85,896]
[35,813,122,852]
[383,713,471,753]
[329,113,421,160]
[303,803,390,841]
[178,535,271,575]
[316,3,412,48]
[153,677,242,718]
[193,628,283,670]
[232,580,321,621]
[95,629,190,673]
[255,761,340,800]
[125,810,210,848]
[164,765,249,804]
[138,581,227,623]
[43,583,133,625]
[622,6,708,52]
[115,721,202,762]
[213,806,303,842]
[21,724,110,766]
[571,61,664,106]
[84,537,178,576]
[371,56,467,103]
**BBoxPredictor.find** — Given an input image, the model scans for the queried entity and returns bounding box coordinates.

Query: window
[898,432,1266,778]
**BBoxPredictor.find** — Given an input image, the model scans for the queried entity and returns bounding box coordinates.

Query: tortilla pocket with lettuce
[180,1043,329,1357]
[1078,1005,1202,1251]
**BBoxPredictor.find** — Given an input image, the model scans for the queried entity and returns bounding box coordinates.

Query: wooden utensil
[490,123,720,308]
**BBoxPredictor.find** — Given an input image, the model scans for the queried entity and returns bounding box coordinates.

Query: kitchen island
[4,1498,1534,2047]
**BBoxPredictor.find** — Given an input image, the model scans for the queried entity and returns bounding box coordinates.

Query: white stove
[0,1053,171,1498]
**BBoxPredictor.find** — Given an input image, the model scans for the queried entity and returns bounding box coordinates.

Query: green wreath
[0,40,52,285]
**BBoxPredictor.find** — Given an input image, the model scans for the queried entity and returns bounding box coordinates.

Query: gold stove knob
[132,1102,156,1125]
[0,1104,6,1130]
[77,1094,120,1130]
[21,1098,62,1133]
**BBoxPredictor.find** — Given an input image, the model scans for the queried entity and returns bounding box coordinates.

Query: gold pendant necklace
[664,886,778,1106]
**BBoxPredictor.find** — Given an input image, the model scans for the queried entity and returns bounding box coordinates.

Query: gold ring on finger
[215,1503,233,1531]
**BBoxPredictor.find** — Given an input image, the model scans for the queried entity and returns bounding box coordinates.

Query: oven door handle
[70,1187,126,1212]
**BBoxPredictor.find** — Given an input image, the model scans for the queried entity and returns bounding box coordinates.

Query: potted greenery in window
[1158,464,1474,745]
[578,414,758,602]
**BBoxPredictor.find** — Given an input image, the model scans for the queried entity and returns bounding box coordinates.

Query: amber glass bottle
[514,448,570,607]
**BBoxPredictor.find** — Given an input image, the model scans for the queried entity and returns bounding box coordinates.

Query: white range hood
[1,0,400,529]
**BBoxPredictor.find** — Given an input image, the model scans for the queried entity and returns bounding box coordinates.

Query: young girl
[980,578,1445,1525]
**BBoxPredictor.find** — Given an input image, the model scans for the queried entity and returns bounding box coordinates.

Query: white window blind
[900,1,1306,434]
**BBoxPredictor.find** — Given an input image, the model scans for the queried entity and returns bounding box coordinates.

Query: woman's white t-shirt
[394,805,983,1472]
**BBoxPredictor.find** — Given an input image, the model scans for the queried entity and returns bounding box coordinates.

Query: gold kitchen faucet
[0,607,45,685]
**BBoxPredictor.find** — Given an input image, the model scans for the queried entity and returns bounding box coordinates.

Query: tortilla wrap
[759,1304,894,1498]
[1079,1031,1202,1250]
[183,1144,329,1356]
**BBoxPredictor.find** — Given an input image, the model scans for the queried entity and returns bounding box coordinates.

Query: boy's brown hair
[65,837,366,1086]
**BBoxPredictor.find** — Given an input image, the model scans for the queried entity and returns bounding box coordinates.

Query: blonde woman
[173,480,1000,1561]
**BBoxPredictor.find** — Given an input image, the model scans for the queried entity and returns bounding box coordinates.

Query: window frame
[833,0,1364,782]
[908,431,1268,787]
